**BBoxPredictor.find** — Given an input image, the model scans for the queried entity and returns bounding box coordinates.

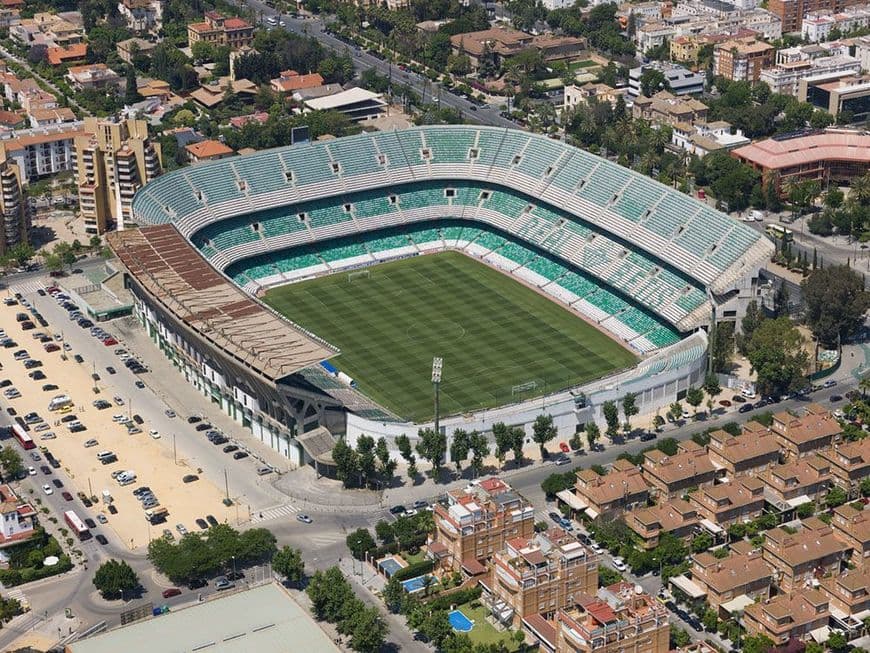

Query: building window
[343,204,352,213]
[388,195,397,205]
[480,190,491,201]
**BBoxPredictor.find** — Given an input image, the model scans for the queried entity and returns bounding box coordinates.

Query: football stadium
[108,126,774,464]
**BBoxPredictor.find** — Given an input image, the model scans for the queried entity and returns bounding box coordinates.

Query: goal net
[511,380,539,397]
[347,269,371,282]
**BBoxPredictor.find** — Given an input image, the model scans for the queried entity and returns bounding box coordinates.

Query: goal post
[511,380,539,397]
[347,269,370,282]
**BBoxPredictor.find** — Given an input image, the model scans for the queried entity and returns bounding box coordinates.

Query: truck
[101,489,112,504]
[145,507,168,524]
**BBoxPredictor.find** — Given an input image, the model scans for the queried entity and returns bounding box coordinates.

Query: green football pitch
[262,252,637,422]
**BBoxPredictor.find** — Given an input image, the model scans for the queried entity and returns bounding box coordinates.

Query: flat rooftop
[66,582,340,653]
[107,224,337,382]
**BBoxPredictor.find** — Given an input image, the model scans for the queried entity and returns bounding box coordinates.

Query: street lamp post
[231,555,236,580]
[432,357,442,436]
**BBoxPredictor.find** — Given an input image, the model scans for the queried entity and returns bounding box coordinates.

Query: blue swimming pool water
[448,610,474,632]
[401,575,431,593]
[379,558,403,577]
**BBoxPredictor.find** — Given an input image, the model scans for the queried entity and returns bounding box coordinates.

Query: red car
[559,442,570,453]
[103,338,118,346]
[162,587,182,599]
[61,491,73,501]
[718,400,732,407]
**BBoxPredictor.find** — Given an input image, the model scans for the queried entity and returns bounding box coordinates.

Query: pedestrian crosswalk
[250,503,300,523]
[3,587,28,609]
[8,280,45,295]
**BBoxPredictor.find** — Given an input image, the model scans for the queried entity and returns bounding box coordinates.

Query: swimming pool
[448,610,474,632]
[401,575,433,593]
[378,557,404,578]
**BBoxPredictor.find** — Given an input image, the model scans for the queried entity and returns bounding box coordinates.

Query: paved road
[0,45,91,118]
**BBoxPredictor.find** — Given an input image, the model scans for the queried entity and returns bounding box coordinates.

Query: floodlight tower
[432,357,443,435]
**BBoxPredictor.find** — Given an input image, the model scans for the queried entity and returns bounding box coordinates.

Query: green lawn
[459,603,521,650]
[263,252,636,422]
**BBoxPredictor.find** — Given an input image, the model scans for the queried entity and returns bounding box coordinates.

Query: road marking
[8,281,45,295]
[3,587,27,606]
[250,504,300,523]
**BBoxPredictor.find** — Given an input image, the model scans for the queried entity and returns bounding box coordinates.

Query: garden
[0,527,73,587]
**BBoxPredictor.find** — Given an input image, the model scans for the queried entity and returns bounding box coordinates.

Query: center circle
[406,319,466,342]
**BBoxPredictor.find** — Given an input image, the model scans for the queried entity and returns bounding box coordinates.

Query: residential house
[771,404,842,459]
[0,124,82,183]
[758,454,832,513]
[486,527,599,627]
[449,27,586,73]
[117,0,163,33]
[65,64,121,91]
[228,112,269,129]
[270,70,325,95]
[572,459,650,520]
[632,90,709,127]
[548,583,670,653]
[116,37,157,64]
[46,43,88,66]
[641,440,717,499]
[187,11,254,50]
[0,484,36,546]
[830,503,870,567]
[189,77,257,109]
[713,37,774,81]
[762,517,849,592]
[185,139,234,164]
[625,498,699,549]
[0,110,26,131]
[671,120,750,157]
[743,590,831,645]
[705,427,780,477]
[563,83,626,113]
[429,477,535,574]
[688,477,766,527]
[818,439,870,497]
[690,547,772,612]
[29,107,77,128]
[818,565,870,619]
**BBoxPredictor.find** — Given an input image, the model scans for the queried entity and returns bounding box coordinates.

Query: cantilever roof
[107,225,337,382]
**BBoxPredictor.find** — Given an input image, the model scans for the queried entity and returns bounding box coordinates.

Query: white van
[117,470,136,483]
[96,450,115,460]
[48,395,73,411]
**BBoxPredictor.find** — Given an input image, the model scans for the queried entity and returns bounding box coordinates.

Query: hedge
[0,555,73,587]
[392,559,435,582]
[425,586,482,611]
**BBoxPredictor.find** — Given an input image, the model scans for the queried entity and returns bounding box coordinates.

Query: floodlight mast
[432,357,443,436]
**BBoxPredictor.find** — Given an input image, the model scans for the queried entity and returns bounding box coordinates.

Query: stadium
[108,125,773,464]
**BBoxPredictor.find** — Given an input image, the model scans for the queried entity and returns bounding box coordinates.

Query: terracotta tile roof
[691,477,765,512]
[734,132,870,173]
[523,613,556,649]
[185,139,234,159]
[223,17,251,29]
[764,520,850,567]
[46,42,87,65]
[759,454,831,494]
[0,109,25,126]
[820,439,870,474]
[745,590,828,628]
[30,107,77,122]
[692,549,771,593]
[575,465,649,506]
[708,429,779,465]
[271,71,324,93]
[831,504,870,543]
[628,498,697,531]
[643,445,715,485]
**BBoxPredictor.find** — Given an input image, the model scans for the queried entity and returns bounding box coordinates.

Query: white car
[611,557,628,572]
[42,484,53,495]
[112,414,126,422]
[590,543,604,554]
[27,466,37,476]
[149,429,161,439]
[84,439,99,448]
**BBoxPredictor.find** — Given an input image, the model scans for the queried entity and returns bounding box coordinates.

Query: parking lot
[0,288,238,548]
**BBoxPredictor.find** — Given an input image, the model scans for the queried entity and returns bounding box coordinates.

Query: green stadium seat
[279,147,333,186]
[427,129,478,163]
[326,136,382,177]
[232,156,287,195]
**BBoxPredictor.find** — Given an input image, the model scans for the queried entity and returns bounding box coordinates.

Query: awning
[670,574,707,598]
[720,594,756,615]
[585,506,600,520]
[810,626,831,643]
[700,518,725,535]
[557,490,588,511]
[786,494,812,508]
[462,558,487,576]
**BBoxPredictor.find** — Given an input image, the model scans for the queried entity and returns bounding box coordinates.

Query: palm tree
[860,374,870,398]
[847,172,870,210]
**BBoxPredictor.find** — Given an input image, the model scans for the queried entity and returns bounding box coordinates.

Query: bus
[64,510,91,541]
[766,224,794,242]
[11,424,35,450]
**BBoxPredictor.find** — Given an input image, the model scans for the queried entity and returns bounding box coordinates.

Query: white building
[801,5,870,42]
[855,35,870,71]
[636,22,677,51]
[760,54,862,95]
[0,123,83,183]
[629,62,706,97]
[117,0,163,33]
[0,485,36,547]
[671,120,751,157]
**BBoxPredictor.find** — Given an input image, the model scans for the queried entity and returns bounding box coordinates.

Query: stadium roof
[732,130,870,170]
[66,582,340,653]
[106,225,337,382]
[303,87,386,111]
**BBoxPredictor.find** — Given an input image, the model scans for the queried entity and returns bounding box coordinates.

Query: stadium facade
[109,126,773,465]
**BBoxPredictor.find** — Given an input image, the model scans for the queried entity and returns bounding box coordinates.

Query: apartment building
[688,477,765,527]
[65,64,122,92]
[73,117,162,234]
[743,591,831,645]
[758,454,832,512]
[762,518,849,592]
[573,459,650,520]
[770,404,842,459]
[0,124,82,183]
[116,37,158,64]
[819,565,870,618]
[641,441,717,499]
[670,120,750,158]
[551,583,670,653]
[830,503,870,566]
[760,53,861,95]
[819,440,870,497]
[0,484,36,546]
[486,527,598,626]
[632,91,709,127]
[117,0,163,33]
[690,545,772,612]
[713,37,774,81]
[626,499,699,549]
[187,11,255,50]
[430,477,535,573]
[563,83,626,112]
[705,427,780,477]
[767,0,863,32]
[0,153,29,256]
[628,63,706,97]
[803,4,870,40]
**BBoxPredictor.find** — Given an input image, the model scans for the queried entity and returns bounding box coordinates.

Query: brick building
[705,426,780,477]
[690,545,772,612]
[743,591,831,645]
[762,517,849,593]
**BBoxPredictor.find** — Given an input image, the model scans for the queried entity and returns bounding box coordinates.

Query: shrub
[392,560,435,582]
[426,586,481,611]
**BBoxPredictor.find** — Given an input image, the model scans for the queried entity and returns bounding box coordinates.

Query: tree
[621,393,638,430]
[416,428,446,475]
[640,68,669,96]
[509,426,525,464]
[602,401,619,438]
[346,528,376,560]
[467,430,489,477]
[493,422,512,464]
[746,317,809,397]
[669,402,684,422]
[827,631,849,653]
[585,422,600,450]
[92,559,139,600]
[541,472,577,498]
[124,66,141,106]
[332,439,359,488]
[710,322,735,373]
[356,435,377,486]
[741,634,774,653]
[691,531,713,553]
[396,433,417,480]
[802,265,870,347]
[375,437,396,483]
[703,373,721,399]
[824,187,844,210]
[43,253,63,274]
[702,608,719,633]
[349,604,388,653]
[273,546,305,586]
[825,486,847,509]
[739,300,763,354]
[786,179,821,218]
[531,414,557,455]
[383,575,404,613]
[6,243,34,268]
[685,387,704,417]
[449,429,469,473]
[0,448,23,481]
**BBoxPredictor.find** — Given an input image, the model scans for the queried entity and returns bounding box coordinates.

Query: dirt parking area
[0,296,235,549]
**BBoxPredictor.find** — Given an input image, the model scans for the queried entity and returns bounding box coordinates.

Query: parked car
[297,514,313,524]
[182,475,199,483]
[232,451,248,460]
[162,587,182,599]
[95,534,108,545]
[206,515,218,527]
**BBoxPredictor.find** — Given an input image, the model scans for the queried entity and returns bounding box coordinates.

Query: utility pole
[173,433,177,464]
[432,357,442,436]
[224,468,230,503]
